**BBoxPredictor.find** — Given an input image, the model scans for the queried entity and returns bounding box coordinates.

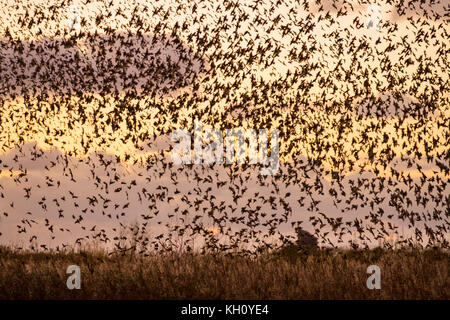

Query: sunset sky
[0,0,448,252]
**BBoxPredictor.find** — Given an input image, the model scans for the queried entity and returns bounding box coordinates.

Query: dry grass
[0,246,448,299]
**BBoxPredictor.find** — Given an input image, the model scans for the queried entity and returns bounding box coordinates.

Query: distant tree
[295,228,318,249]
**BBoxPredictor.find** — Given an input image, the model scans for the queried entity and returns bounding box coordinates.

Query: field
[0,246,448,300]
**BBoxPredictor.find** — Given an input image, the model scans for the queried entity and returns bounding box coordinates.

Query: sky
[0,0,448,252]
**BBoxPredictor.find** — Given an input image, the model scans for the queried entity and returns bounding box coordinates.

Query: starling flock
[0,0,448,255]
